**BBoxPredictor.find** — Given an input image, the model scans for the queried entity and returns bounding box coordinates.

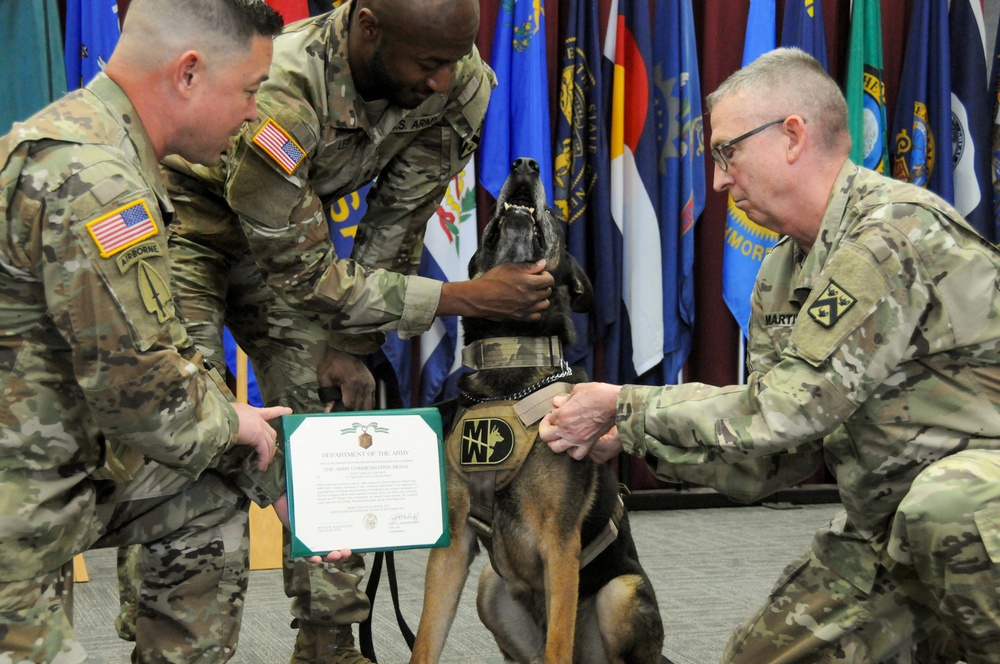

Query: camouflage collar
[461,336,564,371]
[88,73,171,208]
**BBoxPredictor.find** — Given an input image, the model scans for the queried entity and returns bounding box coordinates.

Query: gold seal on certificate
[282,408,449,557]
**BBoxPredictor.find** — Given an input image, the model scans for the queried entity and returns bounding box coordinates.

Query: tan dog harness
[448,351,625,570]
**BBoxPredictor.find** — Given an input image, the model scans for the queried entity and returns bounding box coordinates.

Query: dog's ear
[565,253,594,314]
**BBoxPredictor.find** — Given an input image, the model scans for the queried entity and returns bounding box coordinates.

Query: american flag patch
[253,118,306,174]
[86,199,158,258]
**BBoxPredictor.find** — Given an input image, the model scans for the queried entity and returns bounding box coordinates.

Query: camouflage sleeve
[617,226,925,463]
[646,451,825,504]
[617,268,824,502]
[223,119,442,344]
[39,156,238,479]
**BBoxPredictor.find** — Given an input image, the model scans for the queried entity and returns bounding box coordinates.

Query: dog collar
[461,336,564,371]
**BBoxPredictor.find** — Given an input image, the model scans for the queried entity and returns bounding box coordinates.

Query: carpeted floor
[72,503,841,663]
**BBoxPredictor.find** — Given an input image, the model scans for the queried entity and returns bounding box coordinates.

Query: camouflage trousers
[1,467,248,664]
[117,233,371,641]
[723,449,1000,664]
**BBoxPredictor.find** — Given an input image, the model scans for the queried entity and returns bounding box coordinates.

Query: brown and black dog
[410,158,664,664]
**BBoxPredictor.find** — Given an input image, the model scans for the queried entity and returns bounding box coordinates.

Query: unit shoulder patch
[461,125,482,159]
[808,279,857,328]
[86,199,158,258]
[252,118,307,174]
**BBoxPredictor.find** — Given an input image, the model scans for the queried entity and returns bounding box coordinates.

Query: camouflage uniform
[156,4,494,661]
[0,73,281,663]
[617,162,1000,663]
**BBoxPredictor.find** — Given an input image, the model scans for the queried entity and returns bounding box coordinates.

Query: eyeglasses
[711,118,788,171]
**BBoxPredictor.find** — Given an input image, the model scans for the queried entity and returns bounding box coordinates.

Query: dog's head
[465,158,593,346]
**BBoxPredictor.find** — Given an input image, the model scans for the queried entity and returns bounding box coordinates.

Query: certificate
[282,408,449,557]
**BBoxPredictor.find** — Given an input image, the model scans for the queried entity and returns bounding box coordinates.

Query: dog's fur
[410,158,663,664]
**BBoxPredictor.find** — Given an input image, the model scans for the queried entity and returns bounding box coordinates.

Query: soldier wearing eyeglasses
[541,47,1000,663]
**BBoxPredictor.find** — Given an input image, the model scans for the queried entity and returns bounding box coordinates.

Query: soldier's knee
[898,450,1000,525]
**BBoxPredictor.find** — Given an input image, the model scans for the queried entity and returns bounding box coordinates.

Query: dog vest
[450,335,625,570]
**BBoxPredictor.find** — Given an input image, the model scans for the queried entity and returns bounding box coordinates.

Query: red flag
[264,0,308,23]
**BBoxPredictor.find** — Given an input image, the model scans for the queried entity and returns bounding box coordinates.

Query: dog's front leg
[542,531,582,664]
[410,479,477,664]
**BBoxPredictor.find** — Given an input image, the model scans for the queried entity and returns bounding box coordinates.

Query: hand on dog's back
[437,259,553,320]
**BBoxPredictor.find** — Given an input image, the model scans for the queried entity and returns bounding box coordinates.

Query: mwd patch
[446,402,535,487]
[460,418,515,465]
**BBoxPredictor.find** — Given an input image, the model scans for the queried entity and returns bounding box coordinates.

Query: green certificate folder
[282,407,450,557]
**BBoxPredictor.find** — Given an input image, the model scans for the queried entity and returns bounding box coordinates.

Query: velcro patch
[446,402,535,489]
[808,279,857,328]
[459,417,515,466]
[252,118,306,174]
[86,199,157,258]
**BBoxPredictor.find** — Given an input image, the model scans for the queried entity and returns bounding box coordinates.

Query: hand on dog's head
[465,158,593,346]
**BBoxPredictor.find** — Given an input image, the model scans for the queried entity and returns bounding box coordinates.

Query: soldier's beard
[367,48,429,110]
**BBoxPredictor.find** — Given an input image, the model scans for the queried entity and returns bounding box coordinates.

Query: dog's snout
[511,157,540,175]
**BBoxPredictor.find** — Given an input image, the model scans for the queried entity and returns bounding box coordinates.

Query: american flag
[253,119,305,173]
[87,200,157,257]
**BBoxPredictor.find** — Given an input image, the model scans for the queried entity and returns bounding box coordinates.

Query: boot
[289,622,373,664]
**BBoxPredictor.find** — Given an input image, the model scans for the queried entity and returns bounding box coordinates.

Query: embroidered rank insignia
[460,417,514,466]
[253,118,306,174]
[808,279,857,328]
[87,199,157,258]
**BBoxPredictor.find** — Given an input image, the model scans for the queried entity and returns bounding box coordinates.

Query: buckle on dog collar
[461,336,564,371]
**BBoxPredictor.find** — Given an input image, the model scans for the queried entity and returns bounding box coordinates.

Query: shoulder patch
[808,279,857,328]
[252,118,307,174]
[86,199,158,258]
[461,125,482,159]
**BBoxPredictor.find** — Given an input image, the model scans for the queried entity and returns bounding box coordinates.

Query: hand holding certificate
[283,408,449,557]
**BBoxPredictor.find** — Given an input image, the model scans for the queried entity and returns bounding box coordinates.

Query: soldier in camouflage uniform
[540,48,1000,663]
[149,1,555,662]
[0,1,315,662]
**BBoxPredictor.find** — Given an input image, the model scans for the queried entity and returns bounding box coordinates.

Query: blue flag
[650,0,704,384]
[65,0,120,90]
[948,0,993,241]
[721,0,779,338]
[479,0,553,202]
[553,0,618,374]
[780,0,827,70]
[891,0,951,200]
[224,328,263,406]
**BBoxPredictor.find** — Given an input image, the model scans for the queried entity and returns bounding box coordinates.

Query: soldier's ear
[173,51,201,99]
[355,8,380,41]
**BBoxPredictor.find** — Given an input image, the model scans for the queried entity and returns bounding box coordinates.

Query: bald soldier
[0,0,317,662]
[149,0,553,662]
[541,48,1000,663]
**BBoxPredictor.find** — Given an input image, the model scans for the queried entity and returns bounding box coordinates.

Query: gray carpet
[73,503,840,663]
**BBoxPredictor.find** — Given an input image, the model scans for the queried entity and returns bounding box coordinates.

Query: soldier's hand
[439,259,553,320]
[317,348,375,411]
[271,493,357,563]
[232,403,291,471]
[539,384,622,461]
